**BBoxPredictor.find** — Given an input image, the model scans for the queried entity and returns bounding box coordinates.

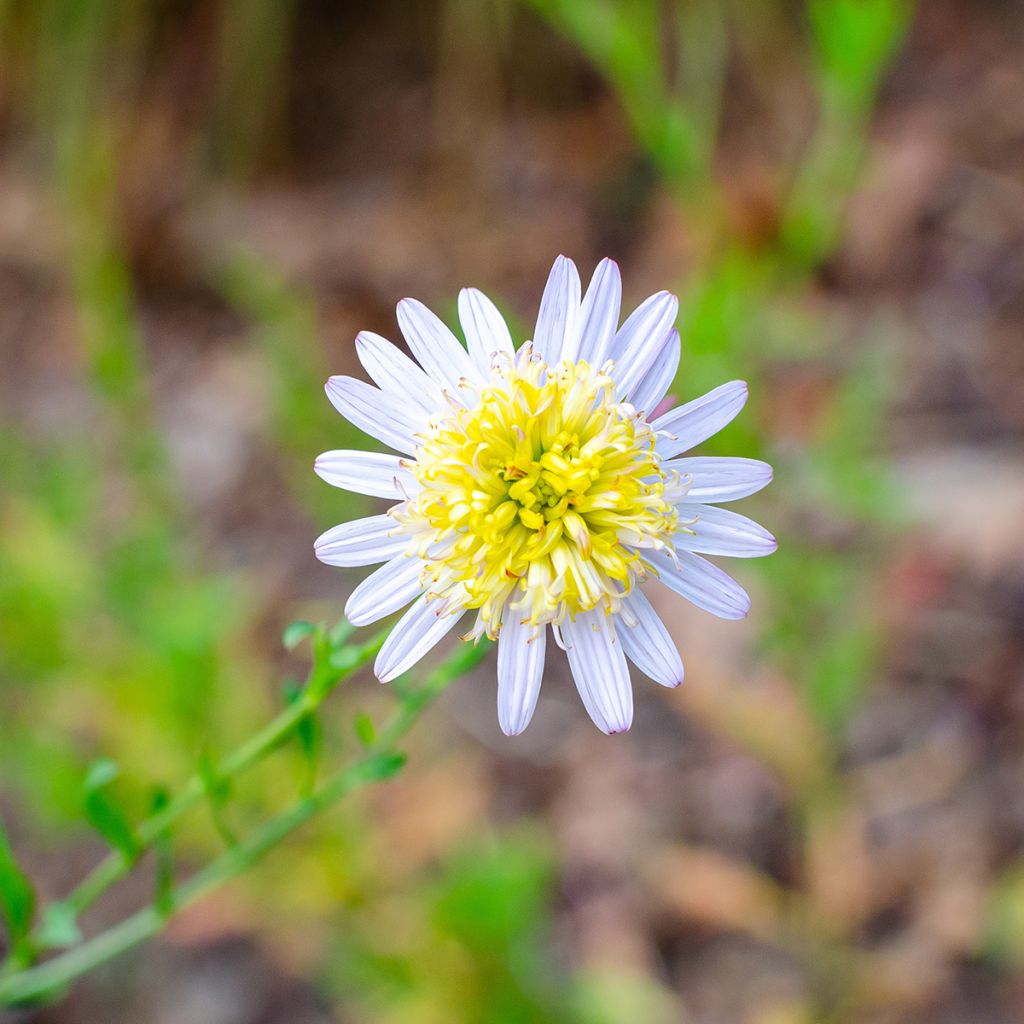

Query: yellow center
[395,353,679,639]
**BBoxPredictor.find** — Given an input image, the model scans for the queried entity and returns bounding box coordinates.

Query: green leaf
[354,712,377,747]
[361,752,407,783]
[327,644,362,674]
[314,630,388,701]
[196,747,230,803]
[0,820,35,957]
[295,713,318,761]
[197,748,236,847]
[280,681,320,791]
[84,758,119,791]
[83,760,140,864]
[282,619,317,651]
[295,712,321,796]
[37,903,82,950]
[150,788,174,919]
[808,0,911,109]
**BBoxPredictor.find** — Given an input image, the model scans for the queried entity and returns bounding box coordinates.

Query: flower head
[315,256,775,734]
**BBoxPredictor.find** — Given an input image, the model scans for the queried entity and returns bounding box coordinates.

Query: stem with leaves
[0,623,490,1007]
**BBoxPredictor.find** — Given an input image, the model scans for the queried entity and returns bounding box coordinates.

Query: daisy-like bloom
[315,256,775,735]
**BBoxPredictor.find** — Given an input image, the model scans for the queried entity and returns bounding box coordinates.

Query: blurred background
[2,0,1024,1021]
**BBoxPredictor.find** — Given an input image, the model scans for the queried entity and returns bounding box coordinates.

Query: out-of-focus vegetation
[3,1,1024,1022]
[531,0,909,730]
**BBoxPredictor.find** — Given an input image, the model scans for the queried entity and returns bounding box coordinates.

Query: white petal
[375,595,464,682]
[619,589,684,687]
[397,298,478,392]
[315,516,407,573]
[646,548,750,620]
[562,608,633,734]
[609,291,678,399]
[314,450,417,499]
[496,611,546,736]
[458,288,514,376]
[355,331,444,415]
[629,328,681,415]
[345,554,425,626]
[314,515,408,567]
[533,255,581,364]
[325,376,424,455]
[575,258,621,365]
[664,456,773,502]
[653,381,749,459]
[676,504,777,558]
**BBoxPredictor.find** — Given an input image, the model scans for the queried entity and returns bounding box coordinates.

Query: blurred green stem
[1,757,387,1004]
[0,637,489,1007]
[50,628,390,927]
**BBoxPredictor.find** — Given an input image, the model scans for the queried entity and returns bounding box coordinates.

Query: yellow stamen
[394,353,677,638]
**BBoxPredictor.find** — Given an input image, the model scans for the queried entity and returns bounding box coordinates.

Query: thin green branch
[0,755,387,1005]
[41,627,390,931]
[0,637,489,1007]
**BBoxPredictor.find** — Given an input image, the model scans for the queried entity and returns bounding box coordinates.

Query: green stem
[0,638,489,1007]
[0,755,387,1005]
[51,628,389,926]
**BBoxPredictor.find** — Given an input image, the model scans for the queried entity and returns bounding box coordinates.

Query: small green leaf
[296,713,321,795]
[0,820,36,957]
[361,751,407,782]
[296,713,318,759]
[282,620,318,651]
[84,760,140,864]
[328,645,362,674]
[354,712,377,747]
[150,788,174,919]
[196,747,231,804]
[281,682,321,790]
[84,758,119,791]
[328,628,389,675]
[197,748,236,847]
[37,903,82,950]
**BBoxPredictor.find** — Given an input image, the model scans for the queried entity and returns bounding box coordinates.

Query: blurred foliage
[218,251,369,524]
[0,629,500,1006]
[525,0,726,194]
[330,831,675,1024]
[532,0,910,729]
[333,835,571,1024]
[0,822,36,968]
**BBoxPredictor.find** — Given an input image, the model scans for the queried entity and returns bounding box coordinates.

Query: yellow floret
[394,352,678,639]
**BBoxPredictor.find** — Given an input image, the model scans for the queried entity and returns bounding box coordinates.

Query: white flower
[315,256,775,735]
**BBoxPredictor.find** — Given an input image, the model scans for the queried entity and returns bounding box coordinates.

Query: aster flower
[314,256,775,735]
